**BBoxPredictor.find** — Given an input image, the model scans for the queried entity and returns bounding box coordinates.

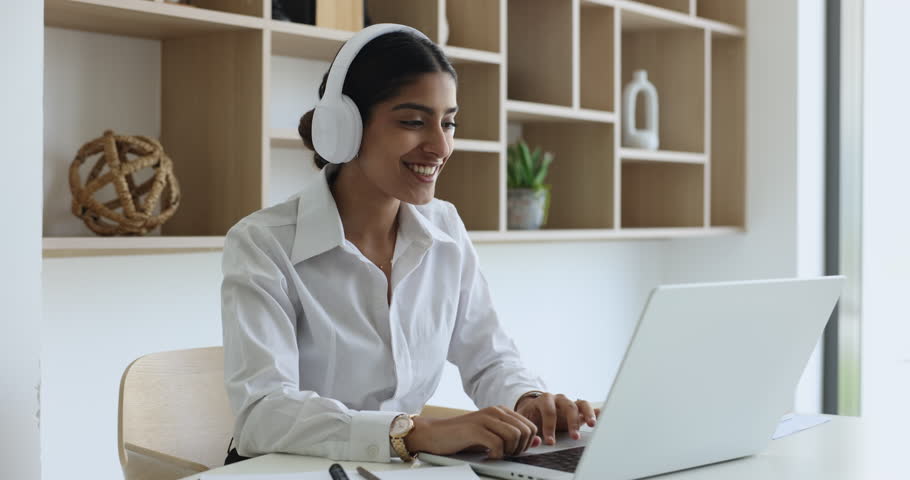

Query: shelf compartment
[710,35,745,227]
[697,0,745,28]
[580,2,616,112]
[620,148,706,164]
[445,0,501,53]
[632,0,692,15]
[621,28,706,153]
[366,0,439,41]
[269,20,351,59]
[443,46,503,65]
[517,122,615,230]
[160,30,265,236]
[455,63,501,142]
[506,100,615,123]
[435,152,501,231]
[582,0,744,37]
[45,0,265,39]
[190,0,264,17]
[618,0,700,31]
[508,0,573,106]
[621,162,704,228]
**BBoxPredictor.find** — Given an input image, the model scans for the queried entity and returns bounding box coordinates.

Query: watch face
[391,416,412,436]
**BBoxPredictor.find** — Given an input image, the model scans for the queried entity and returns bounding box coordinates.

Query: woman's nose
[423,124,451,159]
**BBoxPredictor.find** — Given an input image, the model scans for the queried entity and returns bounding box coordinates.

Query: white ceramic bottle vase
[622,70,660,150]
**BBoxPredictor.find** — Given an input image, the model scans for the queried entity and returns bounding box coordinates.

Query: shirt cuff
[349,410,403,462]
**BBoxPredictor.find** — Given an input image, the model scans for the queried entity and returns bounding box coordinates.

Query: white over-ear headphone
[312,23,432,164]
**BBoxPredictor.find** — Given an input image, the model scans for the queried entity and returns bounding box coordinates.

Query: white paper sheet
[201,464,480,480]
[772,413,831,440]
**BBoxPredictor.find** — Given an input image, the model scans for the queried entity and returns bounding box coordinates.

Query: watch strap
[390,414,418,462]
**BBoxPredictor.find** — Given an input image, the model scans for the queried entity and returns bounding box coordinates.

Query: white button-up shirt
[221,164,546,462]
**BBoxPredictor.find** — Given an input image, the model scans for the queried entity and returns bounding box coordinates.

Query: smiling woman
[221,24,598,469]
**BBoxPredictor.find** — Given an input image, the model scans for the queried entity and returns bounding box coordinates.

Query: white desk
[182,416,910,479]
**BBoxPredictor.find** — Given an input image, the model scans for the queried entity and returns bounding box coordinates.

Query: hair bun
[299,109,316,151]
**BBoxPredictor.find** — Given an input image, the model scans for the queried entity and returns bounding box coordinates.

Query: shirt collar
[398,202,456,248]
[290,164,455,265]
[290,164,345,265]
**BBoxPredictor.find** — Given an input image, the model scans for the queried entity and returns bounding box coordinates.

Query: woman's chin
[404,188,436,206]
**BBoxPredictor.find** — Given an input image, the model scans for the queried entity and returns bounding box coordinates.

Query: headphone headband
[322,23,431,99]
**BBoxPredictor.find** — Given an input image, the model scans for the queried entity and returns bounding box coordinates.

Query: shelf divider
[620,148,706,164]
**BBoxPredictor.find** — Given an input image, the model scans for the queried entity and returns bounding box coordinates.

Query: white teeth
[406,164,438,176]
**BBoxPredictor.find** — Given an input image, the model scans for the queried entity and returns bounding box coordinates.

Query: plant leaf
[533,152,554,187]
[510,141,524,187]
[507,158,519,188]
[518,141,534,186]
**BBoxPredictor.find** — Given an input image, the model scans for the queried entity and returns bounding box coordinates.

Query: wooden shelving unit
[42,0,746,256]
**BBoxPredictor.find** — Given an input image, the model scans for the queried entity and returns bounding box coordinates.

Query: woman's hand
[515,393,601,446]
[405,406,542,459]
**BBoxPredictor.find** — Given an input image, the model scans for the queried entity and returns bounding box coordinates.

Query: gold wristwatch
[390,414,419,462]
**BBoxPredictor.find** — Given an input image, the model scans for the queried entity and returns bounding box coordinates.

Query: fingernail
[548,436,555,445]
[532,436,541,447]
[572,431,580,440]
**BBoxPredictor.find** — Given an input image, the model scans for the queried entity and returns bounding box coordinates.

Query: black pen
[329,463,350,480]
[356,466,383,480]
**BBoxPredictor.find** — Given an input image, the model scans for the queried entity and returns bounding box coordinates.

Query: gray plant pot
[507,188,549,230]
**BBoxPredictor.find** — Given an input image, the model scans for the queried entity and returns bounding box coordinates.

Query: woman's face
[354,72,458,205]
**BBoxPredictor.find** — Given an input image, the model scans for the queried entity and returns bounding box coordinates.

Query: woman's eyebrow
[392,102,459,115]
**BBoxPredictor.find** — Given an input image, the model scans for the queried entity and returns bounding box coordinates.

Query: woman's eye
[400,120,457,130]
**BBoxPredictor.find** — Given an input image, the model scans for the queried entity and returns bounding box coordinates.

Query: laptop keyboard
[507,446,586,473]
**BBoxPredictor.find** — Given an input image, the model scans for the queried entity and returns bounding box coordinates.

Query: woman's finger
[539,394,559,445]
[473,425,506,459]
[501,406,538,453]
[482,411,523,457]
[556,395,581,440]
[577,399,597,427]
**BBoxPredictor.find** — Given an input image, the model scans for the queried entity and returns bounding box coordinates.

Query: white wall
[860,0,910,424]
[0,2,44,480]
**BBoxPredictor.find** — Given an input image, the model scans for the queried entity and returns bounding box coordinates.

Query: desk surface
[184,416,909,479]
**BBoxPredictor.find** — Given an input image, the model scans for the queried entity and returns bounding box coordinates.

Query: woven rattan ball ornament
[69,130,181,236]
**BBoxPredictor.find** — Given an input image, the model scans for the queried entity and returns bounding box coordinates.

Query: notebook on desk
[420,276,844,480]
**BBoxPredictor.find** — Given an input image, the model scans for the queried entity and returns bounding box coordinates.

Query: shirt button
[367,444,379,458]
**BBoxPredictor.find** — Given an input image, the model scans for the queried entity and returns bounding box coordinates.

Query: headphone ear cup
[339,94,363,162]
[312,94,363,164]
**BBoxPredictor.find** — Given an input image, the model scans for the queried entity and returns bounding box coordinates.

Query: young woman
[221,24,598,465]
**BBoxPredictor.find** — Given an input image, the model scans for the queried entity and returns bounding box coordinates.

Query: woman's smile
[403,160,444,183]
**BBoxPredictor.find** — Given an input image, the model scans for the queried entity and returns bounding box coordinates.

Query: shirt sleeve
[221,223,402,461]
[443,204,547,410]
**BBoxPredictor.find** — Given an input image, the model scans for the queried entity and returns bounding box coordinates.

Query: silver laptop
[420,276,844,480]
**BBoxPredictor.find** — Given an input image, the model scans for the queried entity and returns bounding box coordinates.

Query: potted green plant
[507,139,554,230]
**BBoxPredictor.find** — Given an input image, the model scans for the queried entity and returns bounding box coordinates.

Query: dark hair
[298,31,457,169]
